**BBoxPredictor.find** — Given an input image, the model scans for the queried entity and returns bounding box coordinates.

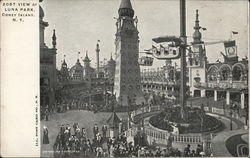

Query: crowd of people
[42,121,205,157]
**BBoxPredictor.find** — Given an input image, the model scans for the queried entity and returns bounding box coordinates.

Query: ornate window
[208,66,218,81]
[219,65,231,81]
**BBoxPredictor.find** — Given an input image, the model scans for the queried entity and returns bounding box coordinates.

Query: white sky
[41,0,249,69]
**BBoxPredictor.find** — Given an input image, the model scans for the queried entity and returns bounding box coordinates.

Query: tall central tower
[113,0,145,106]
[188,10,207,97]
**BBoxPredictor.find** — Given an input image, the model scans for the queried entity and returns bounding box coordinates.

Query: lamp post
[229,103,233,130]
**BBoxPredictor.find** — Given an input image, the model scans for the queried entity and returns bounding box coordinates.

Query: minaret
[96,41,100,78]
[113,0,145,106]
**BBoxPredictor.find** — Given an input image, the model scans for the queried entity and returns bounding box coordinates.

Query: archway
[232,65,243,81]
[208,66,218,81]
[220,65,231,81]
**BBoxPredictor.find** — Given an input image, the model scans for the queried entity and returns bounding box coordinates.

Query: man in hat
[93,124,99,138]
[102,124,108,139]
[43,126,49,144]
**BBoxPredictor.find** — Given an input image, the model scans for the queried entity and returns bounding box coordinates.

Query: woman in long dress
[43,126,50,144]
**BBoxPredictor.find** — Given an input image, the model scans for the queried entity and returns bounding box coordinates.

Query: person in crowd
[196,144,203,157]
[81,127,86,138]
[147,150,154,157]
[43,126,49,144]
[93,124,99,137]
[44,107,49,121]
[190,150,196,157]
[155,147,161,157]
[184,144,191,157]
[102,124,108,139]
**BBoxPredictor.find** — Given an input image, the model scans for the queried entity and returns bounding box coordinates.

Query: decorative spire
[62,55,67,66]
[52,29,56,48]
[83,51,91,63]
[76,52,80,63]
[96,40,100,52]
[118,0,134,18]
[194,9,201,30]
[193,9,202,44]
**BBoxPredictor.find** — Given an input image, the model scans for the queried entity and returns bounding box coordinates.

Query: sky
[41,0,249,69]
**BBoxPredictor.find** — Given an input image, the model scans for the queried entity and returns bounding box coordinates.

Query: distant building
[140,62,180,98]
[82,53,95,80]
[69,58,83,82]
[58,59,69,83]
[187,10,248,111]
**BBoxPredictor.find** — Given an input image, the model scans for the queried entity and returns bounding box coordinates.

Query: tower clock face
[228,47,235,55]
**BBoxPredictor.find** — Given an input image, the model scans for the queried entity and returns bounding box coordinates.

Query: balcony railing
[194,81,248,90]
[141,79,178,86]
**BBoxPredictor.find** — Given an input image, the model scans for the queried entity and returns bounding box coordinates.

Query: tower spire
[52,29,56,48]
[194,9,201,29]
[118,0,134,18]
[193,9,202,44]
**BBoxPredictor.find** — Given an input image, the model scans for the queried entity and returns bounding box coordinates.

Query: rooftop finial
[52,29,56,48]
[77,52,80,63]
[196,9,199,21]
[96,40,100,51]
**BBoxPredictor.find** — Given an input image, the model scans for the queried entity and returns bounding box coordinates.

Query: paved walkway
[212,130,248,157]
[209,113,248,157]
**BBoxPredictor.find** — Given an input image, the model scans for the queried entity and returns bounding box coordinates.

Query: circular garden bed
[149,106,223,134]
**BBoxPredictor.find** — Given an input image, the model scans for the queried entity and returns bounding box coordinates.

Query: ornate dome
[70,59,83,71]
